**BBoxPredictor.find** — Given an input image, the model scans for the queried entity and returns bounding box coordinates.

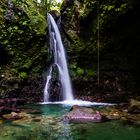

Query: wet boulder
[2,111,31,121]
[2,112,22,121]
[100,106,124,120]
[63,105,102,123]
[128,99,140,114]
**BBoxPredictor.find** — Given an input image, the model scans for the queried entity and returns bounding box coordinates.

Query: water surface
[0,104,140,140]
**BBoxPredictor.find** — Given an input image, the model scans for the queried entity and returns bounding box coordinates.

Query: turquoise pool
[0,104,140,140]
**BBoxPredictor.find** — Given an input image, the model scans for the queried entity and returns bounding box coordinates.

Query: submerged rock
[2,112,22,120]
[63,105,102,123]
[2,111,33,122]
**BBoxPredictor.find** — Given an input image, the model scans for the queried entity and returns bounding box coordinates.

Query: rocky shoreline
[0,98,140,126]
[63,99,140,125]
[0,75,140,125]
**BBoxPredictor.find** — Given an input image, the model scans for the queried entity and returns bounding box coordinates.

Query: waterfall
[44,13,74,102]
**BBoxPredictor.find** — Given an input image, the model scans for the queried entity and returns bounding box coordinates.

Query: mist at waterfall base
[43,14,111,106]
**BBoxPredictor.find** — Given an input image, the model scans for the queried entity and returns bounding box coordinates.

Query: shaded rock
[50,10,60,22]
[2,112,22,120]
[100,106,124,120]
[0,98,25,107]
[2,111,33,121]
[122,114,140,125]
[100,105,140,125]
[12,114,60,127]
[128,99,140,113]
[0,106,20,115]
[63,105,102,123]
[0,98,25,115]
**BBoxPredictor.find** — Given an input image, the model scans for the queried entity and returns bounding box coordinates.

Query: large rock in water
[128,99,140,114]
[63,105,102,123]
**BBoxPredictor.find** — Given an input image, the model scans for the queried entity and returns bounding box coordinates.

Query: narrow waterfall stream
[44,13,74,102]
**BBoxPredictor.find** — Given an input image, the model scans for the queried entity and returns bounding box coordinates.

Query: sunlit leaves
[0,0,47,83]
[38,0,64,13]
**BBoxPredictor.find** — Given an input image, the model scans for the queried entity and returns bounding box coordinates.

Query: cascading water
[44,13,74,102]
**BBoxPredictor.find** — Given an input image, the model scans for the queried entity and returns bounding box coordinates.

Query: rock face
[63,105,102,123]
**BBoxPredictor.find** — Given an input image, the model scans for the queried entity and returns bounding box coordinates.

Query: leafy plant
[18,72,27,79]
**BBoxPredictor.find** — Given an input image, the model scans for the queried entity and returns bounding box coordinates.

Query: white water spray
[44,14,74,102]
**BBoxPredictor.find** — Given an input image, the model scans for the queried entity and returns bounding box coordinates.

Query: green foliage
[0,0,48,82]
[18,72,27,79]
[0,0,64,96]
[62,0,138,79]
[76,67,84,75]
[37,0,64,14]
[11,0,46,34]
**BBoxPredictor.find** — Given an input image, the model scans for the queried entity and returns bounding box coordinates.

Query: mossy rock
[128,99,140,114]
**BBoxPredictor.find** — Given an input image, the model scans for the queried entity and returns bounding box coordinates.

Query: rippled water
[0,104,140,140]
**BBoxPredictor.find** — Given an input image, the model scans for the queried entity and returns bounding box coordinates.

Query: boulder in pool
[128,99,140,114]
[63,105,102,123]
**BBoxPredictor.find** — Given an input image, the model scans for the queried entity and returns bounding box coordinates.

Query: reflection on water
[0,104,140,140]
[58,123,74,140]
